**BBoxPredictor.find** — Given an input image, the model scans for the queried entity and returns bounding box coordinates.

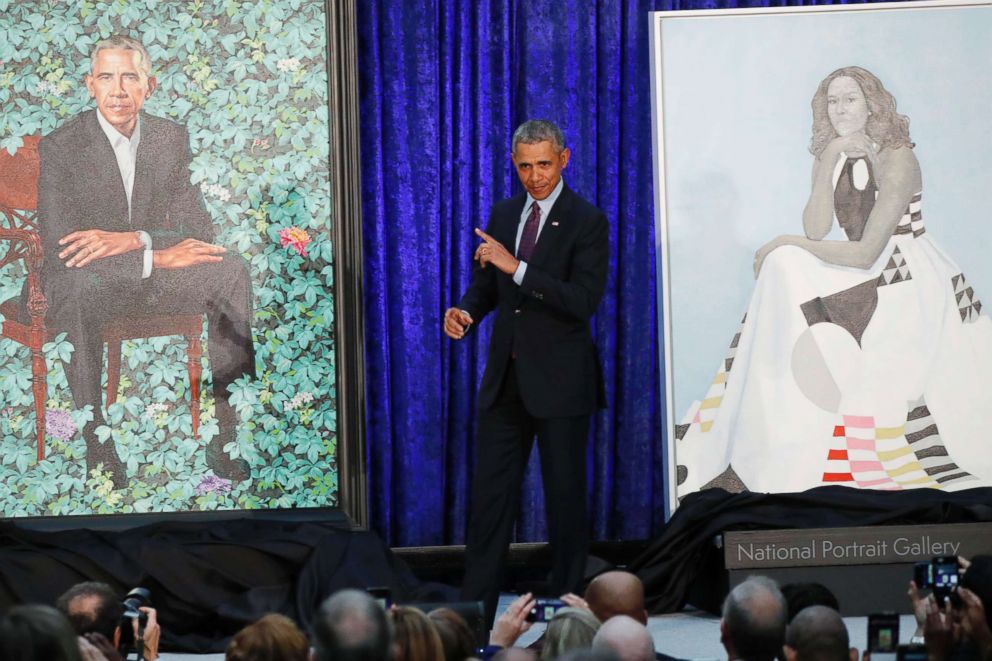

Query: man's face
[511,140,570,201]
[85,48,156,137]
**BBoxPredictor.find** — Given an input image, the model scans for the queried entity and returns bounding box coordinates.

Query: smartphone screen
[868,613,900,653]
[526,598,565,623]
[914,561,932,588]
[932,557,959,599]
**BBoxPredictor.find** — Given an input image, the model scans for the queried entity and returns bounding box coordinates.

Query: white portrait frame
[650,0,992,517]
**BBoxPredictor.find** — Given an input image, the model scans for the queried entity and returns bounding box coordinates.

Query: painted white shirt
[96,110,153,278]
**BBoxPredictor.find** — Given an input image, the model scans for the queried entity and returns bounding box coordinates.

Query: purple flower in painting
[195,474,232,496]
[45,409,77,441]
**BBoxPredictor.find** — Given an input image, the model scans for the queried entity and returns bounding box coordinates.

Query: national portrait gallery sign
[725,523,992,569]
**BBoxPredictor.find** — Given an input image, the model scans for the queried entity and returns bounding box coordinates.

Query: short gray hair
[312,589,392,661]
[512,120,566,154]
[722,576,788,661]
[91,35,152,76]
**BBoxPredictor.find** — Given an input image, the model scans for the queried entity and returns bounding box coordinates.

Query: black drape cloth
[0,518,455,653]
[630,486,992,615]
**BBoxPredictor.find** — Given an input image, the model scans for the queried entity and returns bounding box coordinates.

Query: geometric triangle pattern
[821,414,935,490]
[904,395,978,487]
[952,273,983,323]
[820,397,979,490]
[678,314,747,437]
[877,245,912,287]
[725,313,746,373]
[893,193,925,238]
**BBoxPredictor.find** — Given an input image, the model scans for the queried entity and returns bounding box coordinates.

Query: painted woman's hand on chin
[825,131,881,174]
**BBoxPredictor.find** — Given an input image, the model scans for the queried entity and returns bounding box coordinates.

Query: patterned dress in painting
[676,154,992,498]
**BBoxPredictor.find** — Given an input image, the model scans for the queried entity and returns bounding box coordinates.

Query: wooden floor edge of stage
[721,522,992,616]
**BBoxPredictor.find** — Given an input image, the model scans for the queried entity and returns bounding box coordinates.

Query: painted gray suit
[34,109,254,427]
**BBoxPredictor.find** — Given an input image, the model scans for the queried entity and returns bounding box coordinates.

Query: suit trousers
[461,359,590,624]
[44,254,255,427]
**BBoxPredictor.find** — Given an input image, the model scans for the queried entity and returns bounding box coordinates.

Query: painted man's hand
[59,229,143,267]
[474,228,519,275]
[152,238,226,269]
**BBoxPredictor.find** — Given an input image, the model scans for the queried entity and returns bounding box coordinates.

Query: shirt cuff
[479,645,504,661]
[512,260,527,285]
[136,231,153,278]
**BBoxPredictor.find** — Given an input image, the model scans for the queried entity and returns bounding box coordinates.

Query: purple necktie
[517,201,540,261]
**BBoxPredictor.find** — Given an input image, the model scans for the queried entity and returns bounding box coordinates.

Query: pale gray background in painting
[658,4,992,418]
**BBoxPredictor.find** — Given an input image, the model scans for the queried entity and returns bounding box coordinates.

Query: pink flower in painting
[279,226,311,257]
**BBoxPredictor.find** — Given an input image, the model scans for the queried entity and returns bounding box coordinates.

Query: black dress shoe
[84,430,126,489]
[205,437,250,482]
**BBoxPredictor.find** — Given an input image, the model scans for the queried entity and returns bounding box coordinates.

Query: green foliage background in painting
[0,0,338,517]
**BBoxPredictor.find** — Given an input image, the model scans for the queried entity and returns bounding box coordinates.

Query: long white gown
[675,154,992,498]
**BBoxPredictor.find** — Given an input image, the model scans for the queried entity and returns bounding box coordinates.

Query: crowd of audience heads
[1,559,990,661]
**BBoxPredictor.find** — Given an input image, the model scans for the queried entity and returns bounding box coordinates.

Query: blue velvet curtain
[357,0,860,547]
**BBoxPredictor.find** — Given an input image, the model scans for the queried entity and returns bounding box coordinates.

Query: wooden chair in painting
[0,135,203,460]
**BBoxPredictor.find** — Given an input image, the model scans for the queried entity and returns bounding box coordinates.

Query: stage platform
[4,486,989,654]
[157,598,920,660]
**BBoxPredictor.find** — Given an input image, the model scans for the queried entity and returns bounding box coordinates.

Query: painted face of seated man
[37,35,255,487]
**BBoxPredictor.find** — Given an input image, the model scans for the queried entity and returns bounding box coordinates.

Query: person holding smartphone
[908,556,992,661]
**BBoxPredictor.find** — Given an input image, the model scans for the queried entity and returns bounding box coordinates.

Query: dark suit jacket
[459,185,609,419]
[36,109,214,294]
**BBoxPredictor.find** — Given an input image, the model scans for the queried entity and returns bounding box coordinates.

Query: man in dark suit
[444,120,609,624]
[36,35,253,487]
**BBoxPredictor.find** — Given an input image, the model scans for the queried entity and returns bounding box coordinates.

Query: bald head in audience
[592,615,655,661]
[784,606,857,661]
[585,572,649,625]
[720,576,788,661]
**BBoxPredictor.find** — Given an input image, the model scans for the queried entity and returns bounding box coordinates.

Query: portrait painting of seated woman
[674,65,992,498]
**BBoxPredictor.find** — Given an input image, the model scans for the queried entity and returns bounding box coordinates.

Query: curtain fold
[357,0,857,547]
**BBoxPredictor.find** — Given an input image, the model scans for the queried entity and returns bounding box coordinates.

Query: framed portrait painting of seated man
[0,1,361,519]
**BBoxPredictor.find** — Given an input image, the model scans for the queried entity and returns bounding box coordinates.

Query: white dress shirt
[96,110,153,278]
[512,177,564,285]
